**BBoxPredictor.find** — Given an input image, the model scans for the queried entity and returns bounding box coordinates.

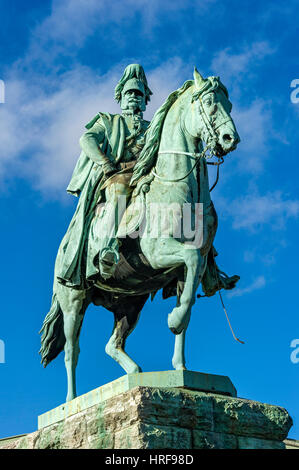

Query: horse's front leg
[172,325,188,370]
[141,238,206,335]
[168,248,206,334]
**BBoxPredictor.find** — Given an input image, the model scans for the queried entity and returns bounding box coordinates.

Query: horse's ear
[193,67,206,89]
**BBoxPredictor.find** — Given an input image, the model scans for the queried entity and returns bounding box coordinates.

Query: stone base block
[0,371,292,449]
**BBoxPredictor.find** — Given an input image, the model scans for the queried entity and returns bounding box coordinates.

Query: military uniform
[55,62,153,286]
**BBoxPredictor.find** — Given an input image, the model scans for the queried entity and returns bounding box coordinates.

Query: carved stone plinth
[0,371,292,449]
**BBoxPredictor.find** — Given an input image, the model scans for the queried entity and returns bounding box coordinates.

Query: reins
[206,156,224,192]
[151,147,209,183]
[197,258,245,345]
[151,147,224,192]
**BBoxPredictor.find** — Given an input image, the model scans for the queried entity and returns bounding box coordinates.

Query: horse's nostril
[222,134,232,143]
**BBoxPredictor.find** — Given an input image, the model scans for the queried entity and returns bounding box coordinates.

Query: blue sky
[0,0,298,441]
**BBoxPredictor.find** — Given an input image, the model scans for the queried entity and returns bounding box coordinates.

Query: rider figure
[79,64,152,280]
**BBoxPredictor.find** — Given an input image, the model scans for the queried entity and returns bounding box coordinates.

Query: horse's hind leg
[57,283,88,402]
[105,294,148,374]
[63,309,84,402]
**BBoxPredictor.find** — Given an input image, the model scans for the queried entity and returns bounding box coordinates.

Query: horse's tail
[39,293,65,367]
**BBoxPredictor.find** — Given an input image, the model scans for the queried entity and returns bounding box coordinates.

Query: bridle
[151,78,228,191]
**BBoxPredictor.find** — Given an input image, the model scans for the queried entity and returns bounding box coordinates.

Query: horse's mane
[130,80,194,186]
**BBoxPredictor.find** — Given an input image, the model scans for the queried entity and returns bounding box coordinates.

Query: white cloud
[145,57,188,115]
[0,68,111,191]
[231,100,271,174]
[227,275,266,298]
[0,1,288,202]
[24,0,216,61]
[218,190,299,231]
[0,0,198,197]
[209,43,276,176]
[211,41,275,91]
[0,58,187,196]
[243,239,288,266]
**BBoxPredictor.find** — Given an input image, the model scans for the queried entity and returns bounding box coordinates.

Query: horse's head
[185,68,240,157]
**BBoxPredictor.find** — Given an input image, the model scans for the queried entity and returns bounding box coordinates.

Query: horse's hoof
[169,326,182,335]
[66,393,76,402]
[128,365,142,374]
[172,363,187,371]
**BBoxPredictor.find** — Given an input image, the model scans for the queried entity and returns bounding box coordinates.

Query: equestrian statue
[40,64,241,402]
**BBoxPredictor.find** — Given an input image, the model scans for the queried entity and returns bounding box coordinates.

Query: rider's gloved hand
[102,161,117,176]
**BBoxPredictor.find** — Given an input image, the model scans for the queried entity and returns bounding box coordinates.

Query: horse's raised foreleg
[141,238,206,334]
[168,249,206,334]
[105,294,148,374]
[56,283,87,402]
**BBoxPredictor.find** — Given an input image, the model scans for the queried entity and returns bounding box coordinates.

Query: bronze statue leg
[97,182,132,279]
[141,236,206,334]
[172,281,188,370]
[56,283,87,402]
[172,328,187,370]
[105,295,148,373]
[168,249,206,334]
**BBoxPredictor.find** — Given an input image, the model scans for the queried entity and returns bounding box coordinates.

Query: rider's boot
[99,246,120,280]
[98,182,130,280]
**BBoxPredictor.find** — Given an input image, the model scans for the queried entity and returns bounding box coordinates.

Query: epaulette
[85,113,101,129]
[85,112,115,129]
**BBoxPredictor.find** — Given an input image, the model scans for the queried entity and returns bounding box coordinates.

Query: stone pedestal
[0,371,292,449]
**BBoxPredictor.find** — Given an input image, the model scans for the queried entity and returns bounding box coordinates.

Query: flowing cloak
[55,112,128,289]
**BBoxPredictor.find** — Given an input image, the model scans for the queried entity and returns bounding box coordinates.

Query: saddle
[93,172,178,295]
[93,173,239,299]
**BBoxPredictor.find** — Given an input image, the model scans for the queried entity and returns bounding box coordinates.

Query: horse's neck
[156,94,196,179]
[159,92,195,153]
[156,91,211,205]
